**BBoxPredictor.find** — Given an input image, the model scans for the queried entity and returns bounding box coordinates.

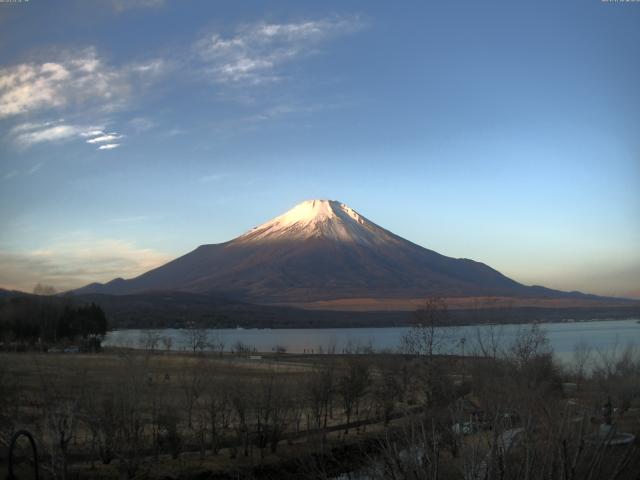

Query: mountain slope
[74,199,594,303]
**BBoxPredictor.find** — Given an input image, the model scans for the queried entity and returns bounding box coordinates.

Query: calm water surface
[104,318,640,361]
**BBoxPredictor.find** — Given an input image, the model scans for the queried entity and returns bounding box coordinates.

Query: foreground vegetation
[0,295,107,351]
[1,301,639,479]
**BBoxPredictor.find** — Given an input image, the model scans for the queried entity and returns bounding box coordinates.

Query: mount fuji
[74,200,599,306]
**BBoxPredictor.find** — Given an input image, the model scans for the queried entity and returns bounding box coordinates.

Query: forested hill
[0,291,107,347]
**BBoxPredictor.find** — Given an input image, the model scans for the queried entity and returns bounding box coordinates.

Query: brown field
[284,295,638,311]
[0,350,436,479]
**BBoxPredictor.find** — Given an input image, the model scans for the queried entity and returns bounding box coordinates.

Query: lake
[104,318,640,363]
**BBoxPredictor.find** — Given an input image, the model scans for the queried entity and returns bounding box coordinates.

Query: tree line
[0,295,107,349]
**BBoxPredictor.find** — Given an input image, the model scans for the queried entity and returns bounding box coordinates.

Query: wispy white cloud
[242,102,340,123]
[10,120,62,134]
[127,59,166,77]
[1,16,362,156]
[166,127,186,137]
[9,120,127,151]
[128,116,157,133]
[245,104,296,122]
[0,49,124,118]
[2,162,44,181]
[86,133,123,144]
[10,121,103,147]
[80,129,105,137]
[0,48,167,119]
[208,101,347,135]
[14,124,82,146]
[98,143,120,150]
[195,16,364,86]
[27,162,43,175]
[0,236,171,292]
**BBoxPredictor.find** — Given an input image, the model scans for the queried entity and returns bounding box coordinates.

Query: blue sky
[0,0,638,298]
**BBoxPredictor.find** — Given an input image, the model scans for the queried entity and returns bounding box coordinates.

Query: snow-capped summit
[238,199,394,246]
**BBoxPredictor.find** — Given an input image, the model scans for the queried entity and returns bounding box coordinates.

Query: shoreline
[107,316,640,333]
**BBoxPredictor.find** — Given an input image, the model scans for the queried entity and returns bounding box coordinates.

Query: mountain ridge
[73,199,613,305]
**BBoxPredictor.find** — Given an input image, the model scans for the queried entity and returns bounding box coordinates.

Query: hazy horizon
[1,1,639,298]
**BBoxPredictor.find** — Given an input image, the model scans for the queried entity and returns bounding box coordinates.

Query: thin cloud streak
[80,129,105,137]
[14,124,82,146]
[199,173,230,183]
[195,16,365,86]
[2,162,44,181]
[98,143,120,150]
[27,163,43,175]
[86,133,123,144]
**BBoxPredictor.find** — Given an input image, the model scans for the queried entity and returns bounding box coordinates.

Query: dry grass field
[1,334,640,479]
[0,350,431,479]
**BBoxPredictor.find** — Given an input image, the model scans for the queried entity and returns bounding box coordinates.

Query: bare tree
[182,320,209,353]
[372,357,402,425]
[161,334,173,352]
[84,389,117,466]
[472,322,505,359]
[400,297,451,358]
[400,298,454,409]
[287,382,306,440]
[0,361,18,449]
[202,373,232,455]
[508,323,551,367]
[306,364,335,442]
[43,398,81,479]
[110,354,150,479]
[232,340,253,356]
[141,329,161,352]
[337,358,370,434]
[571,340,593,385]
[157,408,183,460]
[592,342,640,419]
[207,331,225,356]
[36,359,86,480]
[368,416,443,480]
[146,366,171,460]
[178,358,205,428]
[229,381,251,457]
[252,372,292,457]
